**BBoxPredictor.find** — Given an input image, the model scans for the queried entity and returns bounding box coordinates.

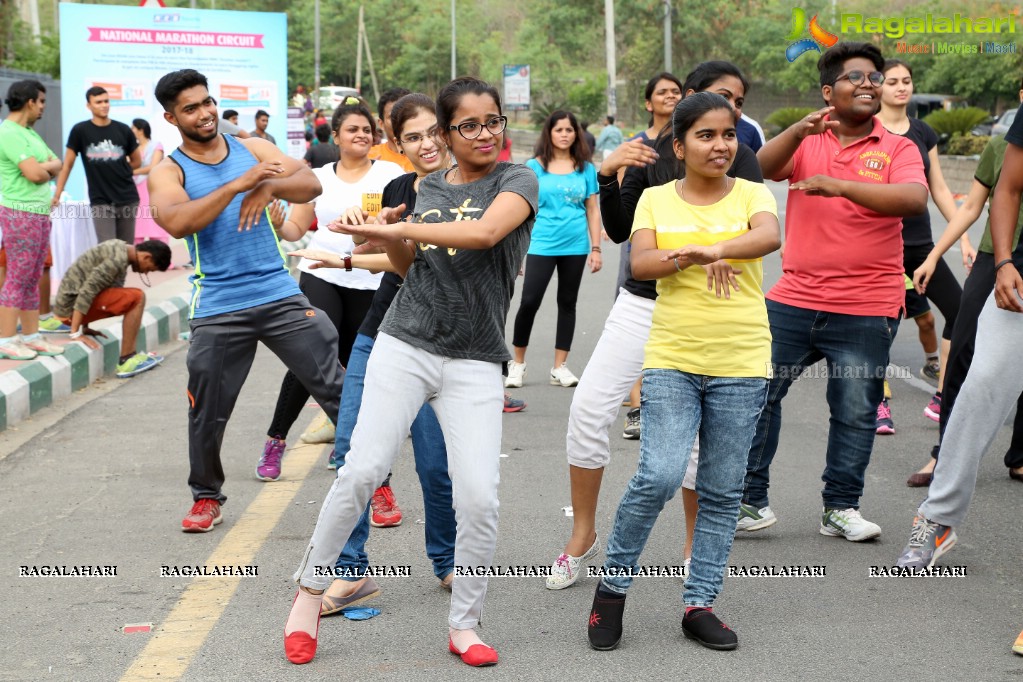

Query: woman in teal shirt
[507,110,601,389]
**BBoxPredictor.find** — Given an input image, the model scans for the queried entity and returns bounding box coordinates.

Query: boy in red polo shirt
[737,42,928,540]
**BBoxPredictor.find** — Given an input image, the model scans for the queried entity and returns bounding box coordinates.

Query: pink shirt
[767,117,927,317]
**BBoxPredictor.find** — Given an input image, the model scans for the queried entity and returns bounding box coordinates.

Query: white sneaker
[820,507,881,542]
[505,361,526,388]
[21,336,63,356]
[546,535,600,590]
[550,363,579,387]
[300,410,336,444]
[736,503,777,532]
[0,339,38,360]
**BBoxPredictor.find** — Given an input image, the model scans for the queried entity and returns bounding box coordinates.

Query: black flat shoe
[1009,469,1023,482]
[587,585,625,650]
[682,608,738,651]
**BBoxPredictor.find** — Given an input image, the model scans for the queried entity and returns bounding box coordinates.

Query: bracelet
[673,257,682,272]
[591,246,602,253]
[69,330,83,339]
[343,255,353,272]
[995,258,1014,271]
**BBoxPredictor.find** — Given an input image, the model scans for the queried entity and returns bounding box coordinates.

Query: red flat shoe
[449,638,499,667]
[285,591,321,664]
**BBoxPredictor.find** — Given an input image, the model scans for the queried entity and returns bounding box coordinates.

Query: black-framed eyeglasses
[399,127,442,146]
[834,70,885,88]
[447,116,508,140]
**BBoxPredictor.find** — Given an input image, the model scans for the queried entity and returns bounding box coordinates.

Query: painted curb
[0,295,190,432]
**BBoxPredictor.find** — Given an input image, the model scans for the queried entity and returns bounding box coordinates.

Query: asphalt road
[2,182,1021,682]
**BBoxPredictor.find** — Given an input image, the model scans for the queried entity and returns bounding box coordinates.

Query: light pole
[663,0,671,72]
[314,0,321,99]
[450,0,456,79]
[604,0,616,116]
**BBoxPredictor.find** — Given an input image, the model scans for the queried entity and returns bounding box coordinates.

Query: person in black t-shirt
[303,123,339,167]
[53,86,141,244]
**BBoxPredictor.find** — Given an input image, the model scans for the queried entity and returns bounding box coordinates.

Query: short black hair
[222,109,238,120]
[314,123,331,142]
[155,69,209,111]
[4,80,45,113]
[86,86,107,102]
[331,100,376,138]
[255,109,269,119]
[137,240,172,271]
[377,87,411,122]
[606,115,615,125]
[818,42,884,88]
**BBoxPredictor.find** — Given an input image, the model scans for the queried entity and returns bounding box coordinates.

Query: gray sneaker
[622,408,641,440]
[736,503,777,532]
[896,515,957,568]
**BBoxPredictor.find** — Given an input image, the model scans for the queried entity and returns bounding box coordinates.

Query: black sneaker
[587,584,626,650]
[681,608,738,650]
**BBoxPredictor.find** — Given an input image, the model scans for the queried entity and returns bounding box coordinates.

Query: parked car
[992,108,1018,136]
[318,86,361,111]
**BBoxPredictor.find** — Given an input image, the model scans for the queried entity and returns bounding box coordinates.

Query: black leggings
[267,272,375,439]
[512,254,588,351]
[936,251,1023,467]
[903,243,962,340]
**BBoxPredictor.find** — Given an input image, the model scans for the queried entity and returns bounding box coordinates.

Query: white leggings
[566,288,699,488]
[294,333,503,629]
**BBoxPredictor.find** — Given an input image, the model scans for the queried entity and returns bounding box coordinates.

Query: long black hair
[533,110,591,172]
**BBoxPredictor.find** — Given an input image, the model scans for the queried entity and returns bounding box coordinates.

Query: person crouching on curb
[54,238,171,377]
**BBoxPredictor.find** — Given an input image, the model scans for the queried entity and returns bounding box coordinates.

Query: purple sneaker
[256,438,286,481]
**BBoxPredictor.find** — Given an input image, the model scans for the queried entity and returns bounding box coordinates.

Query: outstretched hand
[794,106,839,139]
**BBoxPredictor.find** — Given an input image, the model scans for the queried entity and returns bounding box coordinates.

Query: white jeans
[295,333,503,629]
[566,288,700,488]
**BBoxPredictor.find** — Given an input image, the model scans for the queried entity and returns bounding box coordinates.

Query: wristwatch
[342,254,353,271]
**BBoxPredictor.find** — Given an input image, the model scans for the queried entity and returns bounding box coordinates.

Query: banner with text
[59,3,287,201]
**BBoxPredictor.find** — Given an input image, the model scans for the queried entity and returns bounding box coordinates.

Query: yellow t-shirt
[631,178,777,378]
[369,142,415,173]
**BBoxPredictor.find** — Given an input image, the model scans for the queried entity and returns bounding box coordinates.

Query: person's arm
[237,138,322,229]
[926,147,958,222]
[68,261,124,326]
[757,106,837,180]
[133,146,164,176]
[912,179,990,292]
[585,194,602,273]
[16,156,59,184]
[127,146,142,170]
[992,141,1023,311]
[667,211,781,266]
[275,201,314,242]
[787,175,928,216]
[335,191,533,251]
[287,248,400,274]
[51,148,78,207]
[148,155,292,238]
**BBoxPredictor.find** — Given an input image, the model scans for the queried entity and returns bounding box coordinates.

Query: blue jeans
[333,333,456,580]
[601,369,767,607]
[743,300,900,510]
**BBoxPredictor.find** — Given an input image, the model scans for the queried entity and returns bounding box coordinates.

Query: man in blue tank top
[148,69,345,533]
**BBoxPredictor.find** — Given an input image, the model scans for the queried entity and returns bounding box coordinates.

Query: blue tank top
[170,134,300,319]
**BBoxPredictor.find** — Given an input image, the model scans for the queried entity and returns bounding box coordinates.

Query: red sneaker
[182,499,222,532]
[370,486,402,527]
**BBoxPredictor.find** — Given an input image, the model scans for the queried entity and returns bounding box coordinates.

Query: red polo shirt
[767,117,927,317]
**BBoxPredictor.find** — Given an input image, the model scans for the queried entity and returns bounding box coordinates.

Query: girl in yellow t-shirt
[587,92,780,652]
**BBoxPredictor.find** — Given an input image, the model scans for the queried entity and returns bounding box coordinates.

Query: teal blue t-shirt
[525,158,597,256]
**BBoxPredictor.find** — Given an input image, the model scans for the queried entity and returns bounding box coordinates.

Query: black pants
[512,253,588,351]
[903,243,962,340]
[267,272,375,439]
[937,251,1023,467]
[187,294,345,503]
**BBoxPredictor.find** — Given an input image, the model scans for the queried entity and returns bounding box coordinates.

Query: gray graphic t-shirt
[380,163,538,363]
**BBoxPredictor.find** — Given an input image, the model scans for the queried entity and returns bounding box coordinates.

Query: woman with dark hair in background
[284,76,537,667]
[546,60,763,591]
[131,118,167,244]
[254,98,404,486]
[877,58,962,456]
[506,110,601,388]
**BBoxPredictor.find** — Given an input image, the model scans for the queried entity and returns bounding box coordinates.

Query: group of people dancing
[141,38,1023,670]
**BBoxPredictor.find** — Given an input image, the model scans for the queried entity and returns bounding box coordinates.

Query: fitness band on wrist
[995,258,1014,271]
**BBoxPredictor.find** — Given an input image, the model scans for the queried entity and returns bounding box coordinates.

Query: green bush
[567,77,606,124]
[944,133,990,156]
[765,107,816,135]
[923,107,991,137]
